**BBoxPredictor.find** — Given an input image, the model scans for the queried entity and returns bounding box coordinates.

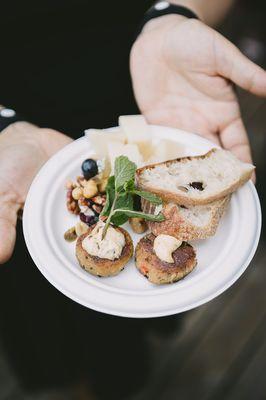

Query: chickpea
[77,176,87,187]
[72,187,84,200]
[83,180,98,199]
[75,221,89,236]
[129,218,148,234]
[98,177,108,193]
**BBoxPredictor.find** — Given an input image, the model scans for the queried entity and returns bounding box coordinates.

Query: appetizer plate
[23,126,261,318]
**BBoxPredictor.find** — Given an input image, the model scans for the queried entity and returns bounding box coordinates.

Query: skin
[1,2,266,264]
[130,14,266,164]
[0,122,72,263]
[161,0,236,26]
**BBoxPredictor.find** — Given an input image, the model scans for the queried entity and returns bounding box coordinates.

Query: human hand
[130,15,266,164]
[0,122,72,263]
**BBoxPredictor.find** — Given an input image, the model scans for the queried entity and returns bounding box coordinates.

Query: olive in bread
[76,225,133,277]
[135,233,197,285]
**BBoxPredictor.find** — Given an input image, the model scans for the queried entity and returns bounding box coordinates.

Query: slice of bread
[136,148,254,206]
[141,196,230,241]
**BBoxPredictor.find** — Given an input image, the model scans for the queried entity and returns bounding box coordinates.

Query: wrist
[166,1,205,21]
[0,122,45,151]
[142,13,187,34]
[0,121,39,138]
[0,122,71,162]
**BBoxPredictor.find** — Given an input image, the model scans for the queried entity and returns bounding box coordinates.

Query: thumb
[216,32,266,97]
[0,199,21,264]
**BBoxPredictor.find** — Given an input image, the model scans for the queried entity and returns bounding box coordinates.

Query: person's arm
[130,1,266,166]
[0,120,72,263]
[165,0,235,26]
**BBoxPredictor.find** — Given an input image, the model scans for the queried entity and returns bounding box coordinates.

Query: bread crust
[142,196,230,241]
[135,233,197,285]
[136,149,254,206]
[76,225,133,277]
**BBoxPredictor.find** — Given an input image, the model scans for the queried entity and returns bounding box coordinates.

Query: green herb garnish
[101,156,164,237]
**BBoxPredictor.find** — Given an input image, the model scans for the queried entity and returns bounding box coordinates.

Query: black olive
[81,159,98,180]
[189,182,204,191]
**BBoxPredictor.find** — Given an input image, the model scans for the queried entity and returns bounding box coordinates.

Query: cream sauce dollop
[153,234,182,263]
[82,221,125,261]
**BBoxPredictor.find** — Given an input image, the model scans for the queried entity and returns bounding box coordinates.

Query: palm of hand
[0,141,47,208]
[130,18,260,163]
[0,123,71,263]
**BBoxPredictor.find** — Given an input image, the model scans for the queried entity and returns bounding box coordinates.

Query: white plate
[23,126,261,318]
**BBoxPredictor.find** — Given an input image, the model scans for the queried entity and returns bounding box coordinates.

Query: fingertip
[230,145,253,165]
[0,223,16,265]
[218,34,266,96]
[250,66,266,97]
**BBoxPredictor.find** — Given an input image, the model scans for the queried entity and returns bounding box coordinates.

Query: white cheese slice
[119,115,153,160]
[85,128,126,158]
[147,139,185,164]
[107,141,144,172]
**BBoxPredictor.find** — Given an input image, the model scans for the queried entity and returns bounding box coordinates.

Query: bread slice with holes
[141,196,230,241]
[136,148,254,206]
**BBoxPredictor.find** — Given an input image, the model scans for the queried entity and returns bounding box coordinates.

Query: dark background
[0,0,145,134]
[0,1,265,399]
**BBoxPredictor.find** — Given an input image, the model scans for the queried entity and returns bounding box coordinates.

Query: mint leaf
[114,156,137,190]
[132,190,162,205]
[101,156,163,237]
[111,192,134,225]
[101,176,115,216]
[116,192,134,210]
[112,208,165,222]
[110,212,129,226]
[123,179,135,192]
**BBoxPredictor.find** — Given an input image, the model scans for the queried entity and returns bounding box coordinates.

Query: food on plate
[129,217,148,234]
[81,158,99,180]
[64,226,77,242]
[108,141,144,172]
[85,128,126,159]
[135,233,197,284]
[98,177,108,193]
[65,157,108,229]
[99,156,164,234]
[64,115,255,285]
[83,179,98,199]
[153,234,182,263]
[147,138,185,164]
[70,154,164,277]
[85,114,184,170]
[118,114,153,161]
[76,222,133,277]
[63,222,89,243]
[141,196,230,241]
[136,148,255,206]
[75,221,89,237]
